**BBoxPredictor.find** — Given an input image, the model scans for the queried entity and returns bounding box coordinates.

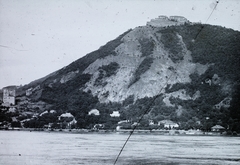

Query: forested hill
[2,17,240,132]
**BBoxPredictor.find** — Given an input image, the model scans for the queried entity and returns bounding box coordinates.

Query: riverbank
[1,127,239,136]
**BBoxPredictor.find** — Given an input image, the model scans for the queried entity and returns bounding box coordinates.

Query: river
[0,130,239,165]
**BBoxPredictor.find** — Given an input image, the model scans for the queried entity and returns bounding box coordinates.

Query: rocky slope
[2,16,240,131]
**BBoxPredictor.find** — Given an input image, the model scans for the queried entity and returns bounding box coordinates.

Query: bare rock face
[83,25,209,103]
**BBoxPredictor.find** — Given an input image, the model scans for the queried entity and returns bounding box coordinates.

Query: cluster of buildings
[88,109,120,117]
[0,88,226,133]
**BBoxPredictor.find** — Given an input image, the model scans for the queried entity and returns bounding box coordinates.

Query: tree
[11,121,21,128]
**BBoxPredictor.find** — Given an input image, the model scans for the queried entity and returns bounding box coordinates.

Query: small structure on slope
[88,109,100,116]
[110,111,120,117]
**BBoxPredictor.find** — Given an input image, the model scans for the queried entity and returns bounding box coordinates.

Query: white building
[169,16,189,23]
[149,120,154,125]
[39,110,56,116]
[158,120,179,129]
[118,120,130,125]
[58,112,74,120]
[110,111,120,117]
[211,125,225,132]
[147,15,189,28]
[88,109,100,116]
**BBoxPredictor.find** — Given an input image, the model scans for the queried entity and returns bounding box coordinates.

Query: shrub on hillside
[129,57,153,87]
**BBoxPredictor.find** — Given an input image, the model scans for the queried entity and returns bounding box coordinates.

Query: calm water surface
[0,131,239,165]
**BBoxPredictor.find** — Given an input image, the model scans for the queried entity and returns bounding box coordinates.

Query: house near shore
[88,109,100,116]
[118,120,130,125]
[58,112,74,120]
[211,125,225,132]
[110,111,120,117]
[158,120,179,129]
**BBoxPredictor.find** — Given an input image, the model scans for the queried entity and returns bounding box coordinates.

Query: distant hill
[2,16,240,132]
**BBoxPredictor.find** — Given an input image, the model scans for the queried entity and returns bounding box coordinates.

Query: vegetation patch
[40,73,92,105]
[94,62,120,86]
[128,57,153,87]
[159,29,184,63]
[138,37,155,57]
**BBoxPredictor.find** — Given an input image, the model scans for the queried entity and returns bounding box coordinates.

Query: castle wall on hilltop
[169,16,188,22]
[147,15,189,27]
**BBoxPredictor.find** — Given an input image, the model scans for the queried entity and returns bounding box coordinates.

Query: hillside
[1,16,240,132]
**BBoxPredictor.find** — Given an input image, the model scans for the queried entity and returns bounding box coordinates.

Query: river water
[0,131,239,165]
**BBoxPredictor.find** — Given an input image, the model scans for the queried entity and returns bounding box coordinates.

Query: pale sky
[0,0,240,89]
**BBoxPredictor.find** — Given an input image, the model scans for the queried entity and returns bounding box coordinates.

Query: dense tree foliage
[160,29,184,62]
[139,37,155,57]
[95,62,120,86]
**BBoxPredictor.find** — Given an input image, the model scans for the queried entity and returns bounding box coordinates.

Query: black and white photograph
[0,0,240,164]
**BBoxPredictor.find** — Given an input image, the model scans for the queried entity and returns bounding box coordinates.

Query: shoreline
[1,127,239,136]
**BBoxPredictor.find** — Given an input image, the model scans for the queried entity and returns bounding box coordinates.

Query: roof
[159,120,177,125]
[3,86,17,90]
[110,111,120,117]
[60,113,73,118]
[212,125,225,129]
[40,110,56,116]
[88,109,100,115]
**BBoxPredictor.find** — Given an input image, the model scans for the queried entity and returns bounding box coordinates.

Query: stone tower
[3,87,16,106]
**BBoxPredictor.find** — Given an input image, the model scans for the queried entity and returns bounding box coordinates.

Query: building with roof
[149,120,154,125]
[118,120,130,125]
[158,120,179,129]
[88,109,100,116]
[169,16,189,23]
[147,15,189,27]
[110,111,120,117]
[211,125,225,132]
[58,112,74,120]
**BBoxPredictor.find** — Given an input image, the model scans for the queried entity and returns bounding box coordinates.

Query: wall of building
[3,88,16,105]
[147,15,189,27]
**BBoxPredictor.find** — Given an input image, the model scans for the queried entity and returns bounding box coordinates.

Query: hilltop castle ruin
[147,15,189,27]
